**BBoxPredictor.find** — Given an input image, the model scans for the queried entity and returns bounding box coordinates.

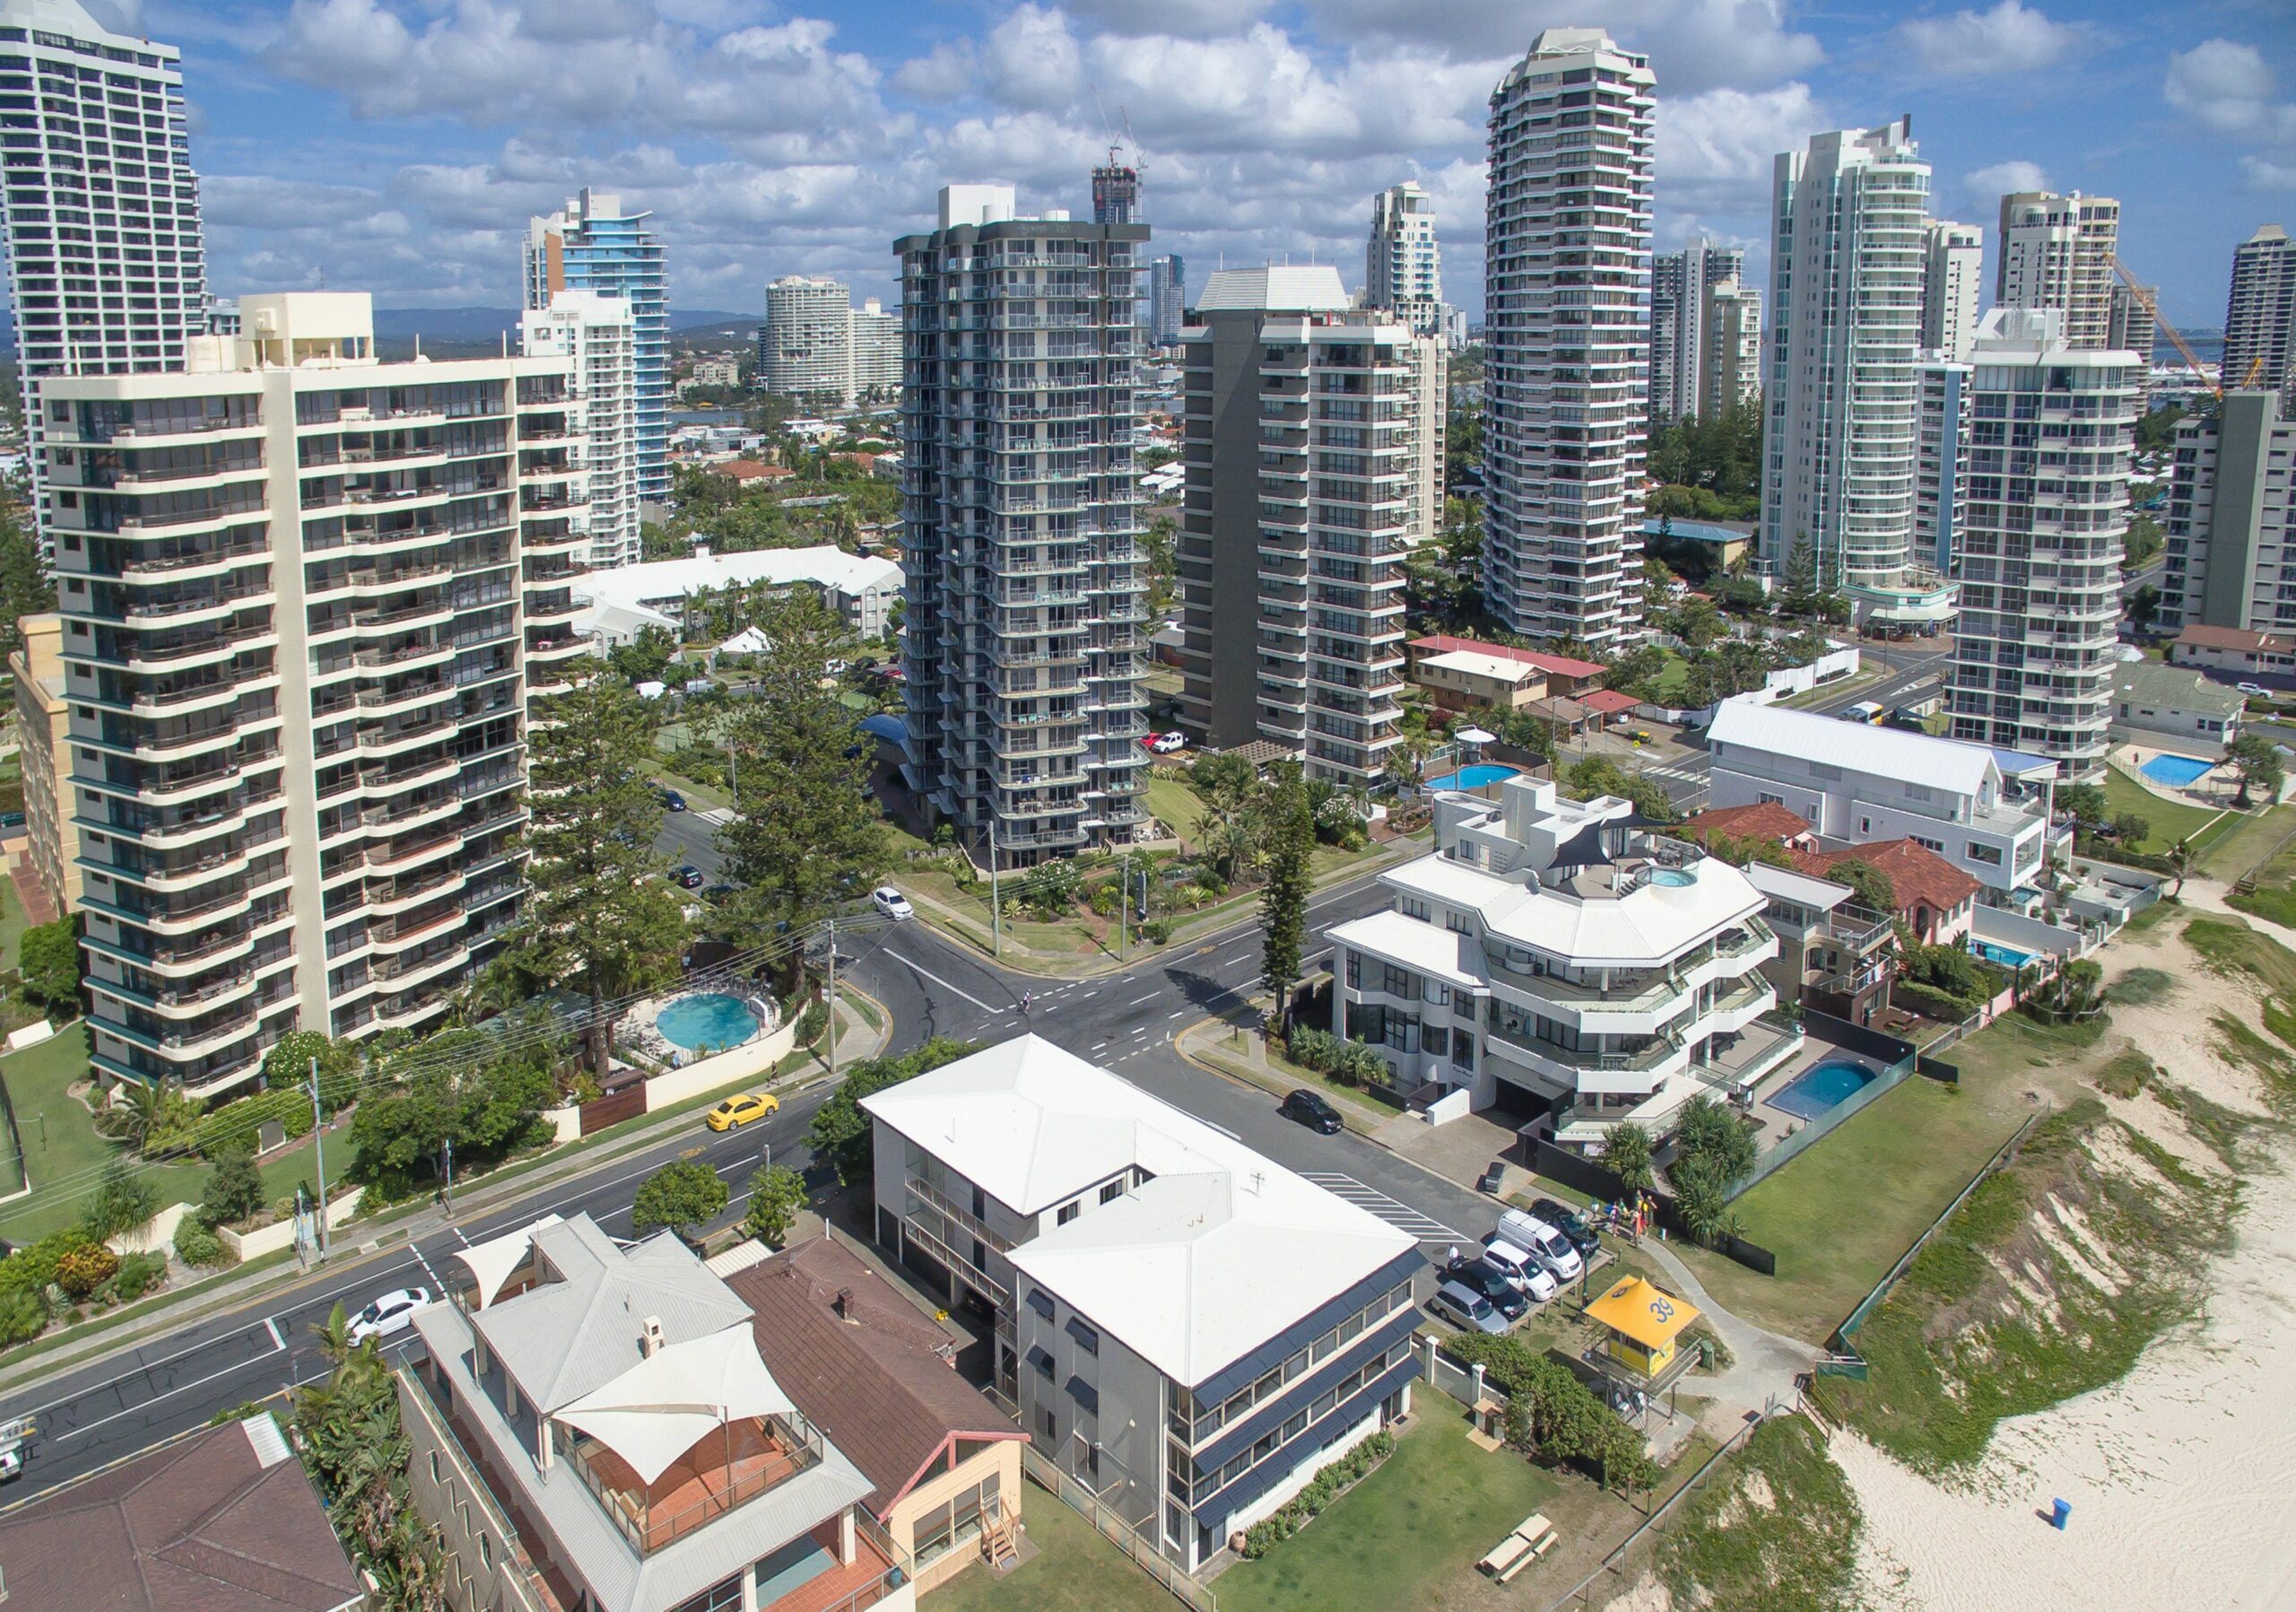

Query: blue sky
[107,0,2296,329]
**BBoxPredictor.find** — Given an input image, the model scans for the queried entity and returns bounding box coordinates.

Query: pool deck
[1738,1022,1883,1151]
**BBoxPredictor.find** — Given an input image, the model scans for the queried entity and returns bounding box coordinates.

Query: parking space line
[1298,1172,1469,1243]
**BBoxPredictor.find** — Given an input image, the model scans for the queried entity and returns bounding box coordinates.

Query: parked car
[1528,1197,1601,1260]
[658,787,688,812]
[705,1092,780,1132]
[1427,1279,1510,1337]
[701,883,737,904]
[1476,1161,1506,1196]
[1445,1258,1529,1320]
[671,865,706,890]
[347,1287,433,1345]
[1476,1236,1560,1303]
[871,885,915,921]
[1147,731,1187,754]
[2238,682,2267,697]
[1499,1209,1585,1283]
[1279,1088,1343,1134]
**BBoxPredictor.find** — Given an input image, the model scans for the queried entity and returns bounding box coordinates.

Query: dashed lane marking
[1297,1172,1470,1243]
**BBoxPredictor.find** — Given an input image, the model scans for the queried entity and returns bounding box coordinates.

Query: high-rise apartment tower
[1148,255,1187,346]
[2224,225,2294,399]
[1649,241,1743,423]
[2161,388,2296,637]
[1364,181,1445,338]
[1091,159,1140,227]
[1996,190,2119,351]
[525,190,667,501]
[521,290,639,571]
[1482,28,1654,651]
[1702,278,1762,418]
[1920,221,1984,363]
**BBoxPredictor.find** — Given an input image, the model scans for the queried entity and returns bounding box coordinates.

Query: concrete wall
[890,1440,1024,1596]
[640,1017,799,1110]
[397,1370,552,1612]
[1970,903,2086,962]
[1011,1282,1164,1545]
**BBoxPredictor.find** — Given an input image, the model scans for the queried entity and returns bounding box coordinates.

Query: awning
[448,1215,562,1311]
[1583,1277,1700,1351]
[1455,726,1498,745]
[557,1326,796,1486]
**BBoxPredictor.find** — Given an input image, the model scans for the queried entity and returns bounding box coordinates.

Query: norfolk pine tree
[1260,763,1312,1036]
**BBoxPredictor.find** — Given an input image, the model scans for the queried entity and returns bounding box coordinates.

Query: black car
[1530,1197,1601,1259]
[1279,1088,1342,1135]
[658,787,688,813]
[1444,1258,1529,1320]
[671,865,706,890]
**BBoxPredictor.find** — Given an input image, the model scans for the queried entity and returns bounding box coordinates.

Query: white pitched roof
[1708,696,1998,797]
[1420,649,1543,686]
[578,546,901,614]
[1744,861,1854,911]
[1378,850,1768,969]
[865,1036,1413,1386]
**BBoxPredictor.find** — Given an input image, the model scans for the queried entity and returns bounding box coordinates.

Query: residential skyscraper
[2108,282,2158,370]
[1702,277,1762,418]
[1996,190,2119,351]
[1916,353,1970,572]
[756,276,902,405]
[44,292,586,1095]
[2161,388,2296,636]
[1649,241,1743,422]
[0,0,208,541]
[1761,119,1953,630]
[1364,180,1445,337]
[1482,28,1654,651]
[1091,157,1140,226]
[1148,255,1187,345]
[1946,309,2138,780]
[849,296,900,399]
[525,189,667,501]
[521,290,639,571]
[896,184,1150,865]
[2224,224,2294,397]
[1919,221,1984,363]
[1176,267,1442,786]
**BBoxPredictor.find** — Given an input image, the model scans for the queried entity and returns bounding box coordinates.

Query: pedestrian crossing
[1298,1172,1469,1243]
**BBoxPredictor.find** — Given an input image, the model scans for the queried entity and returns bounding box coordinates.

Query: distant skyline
[89,0,2296,331]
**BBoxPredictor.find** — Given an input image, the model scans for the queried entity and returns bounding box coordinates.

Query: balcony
[563,1410,826,1555]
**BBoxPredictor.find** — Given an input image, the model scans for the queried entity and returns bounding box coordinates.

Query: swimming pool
[1768,1059,1878,1121]
[1425,762,1521,791]
[656,993,761,1053]
[2140,754,2215,788]
[1970,937,2036,969]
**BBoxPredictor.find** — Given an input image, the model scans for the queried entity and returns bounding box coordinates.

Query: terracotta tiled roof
[1679,801,1815,846]
[1791,839,1980,919]
[2173,623,2291,654]
[715,458,790,481]
[726,1240,1022,1519]
[1408,634,1605,679]
[1579,688,1640,715]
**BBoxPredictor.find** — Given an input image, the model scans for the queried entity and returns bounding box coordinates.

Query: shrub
[54,1243,119,1301]
[1142,919,1171,945]
[0,1287,47,1347]
[173,1217,235,1270]
[795,1001,829,1046]
[1443,1332,1663,1494]
[1088,883,1123,918]
[199,1146,266,1230]
[1239,1430,1395,1557]
[106,1250,166,1304]
[81,1158,159,1242]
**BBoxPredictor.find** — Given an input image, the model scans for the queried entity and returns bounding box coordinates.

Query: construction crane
[2243,354,2266,388]
[2112,257,2213,395]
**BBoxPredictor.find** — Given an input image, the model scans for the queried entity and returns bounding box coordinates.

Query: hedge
[1892,980,1985,1023]
[1239,1430,1395,1557]
[1285,1025,1388,1088]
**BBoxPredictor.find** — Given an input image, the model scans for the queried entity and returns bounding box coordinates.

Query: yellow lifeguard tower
[1582,1276,1701,1419]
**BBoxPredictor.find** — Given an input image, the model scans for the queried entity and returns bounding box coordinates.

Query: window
[913,1478,999,1569]
[1757,791,1784,806]
[479,1534,491,1568]
[1965,841,2002,866]
[1067,1316,1100,1355]
[1026,1288,1056,1320]
[1057,1202,1080,1225]
[429,1451,439,1484]
[1028,1345,1055,1381]
[1283,1410,1309,1442]
[1039,1407,1057,1441]
[1451,1033,1474,1072]
[1911,834,1944,853]
[1100,1180,1124,1205]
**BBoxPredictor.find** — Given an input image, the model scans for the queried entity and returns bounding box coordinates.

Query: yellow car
[705,1092,780,1131]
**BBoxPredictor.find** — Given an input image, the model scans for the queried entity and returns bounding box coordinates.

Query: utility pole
[1118,849,1129,960]
[308,1057,331,1259]
[824,916,839,1078]
[987,818,1002,957]
[443,1137,455,1215]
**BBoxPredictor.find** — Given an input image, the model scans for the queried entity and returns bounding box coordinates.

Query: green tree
[2165,837,2196,897]
[1143,511,1179,617]
[2121,513,2164,572]
[2060,781,2109,825]
[82,1157,157,1242]
[1781,536,1818,603]
[347,1033,557,1199]
[606,623,681,684]
[805,1038,979,1186]
[2134,404,2184,454]
[2230,732,2286,809]
[0,509,55,664]
[199,1146,266,1230]
[263,1030,361,1116]
[744,1164,807,1246]
[1258,763,1313,1034]
[631,1160,729,1240]
[503,674,690,1076]
[1830,858,1897,918]
[1601,1120,1655,1192]
[17,919,79,1014]
[2127,582,2161,632]
[1673,1094,1758,1189]
[94,1078,194,1154]
[712,588,890,969]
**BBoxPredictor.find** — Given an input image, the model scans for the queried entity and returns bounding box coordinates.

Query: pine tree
[1260,763,1313,1036]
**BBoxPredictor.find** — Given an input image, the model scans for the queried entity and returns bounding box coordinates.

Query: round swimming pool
[1649,867,1696,887]
[656,992,760,1053]
[1425,762,1521,791]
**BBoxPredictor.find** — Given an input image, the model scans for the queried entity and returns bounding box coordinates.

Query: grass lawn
[923,1488,1175,1612]
[0,876,29,973]
[2100,767,2223,854]
[1144,774,1204,845]
[2223,819,2296,928]
[1214,1410,1560,1612]
[1669,1014,2103,1344]
[2201,803,2290,880]
[1651,649,1689,699]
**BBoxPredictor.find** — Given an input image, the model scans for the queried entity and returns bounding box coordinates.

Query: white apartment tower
[2225,225,2295,399]
[43,292,587,1096]
[1148,255,1187,346]
[1916,353,1970,572]
[1365,181,1444,337]
[2108,282,2157,370]
[1762,119,1953,629]
[1702,277,1762,418]
[1945,309,2139,780]
[1920,221,1984,363]
[897,185,1151,864]
[2161,388,2296,637]
[1996,190,2120,351]
[520,291,639,571]
[758,276,901,405]
[1482,29,1655,652]
[1649,241,1743,423]
[0,0,208,540]
[849,296,900,399]
[1176,267,1441,787]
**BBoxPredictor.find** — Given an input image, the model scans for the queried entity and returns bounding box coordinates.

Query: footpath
[0,991,889,1399]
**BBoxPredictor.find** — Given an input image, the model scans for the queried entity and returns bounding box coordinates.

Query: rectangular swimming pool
[2140,754,2215,788]
[1768,1059,1878,1121]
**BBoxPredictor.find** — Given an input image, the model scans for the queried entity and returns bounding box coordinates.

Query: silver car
[1427,1279,1510,1336]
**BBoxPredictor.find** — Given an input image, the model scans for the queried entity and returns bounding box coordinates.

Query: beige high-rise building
[41,292,587,1096]
[1650,241,1744,423]
[2224,225,2295,399]
[1176,267,1442,786]
[11,613,79,915]
[1920,221,1984,363]
[1996,191,2119,351]
[1702,278,1762,418]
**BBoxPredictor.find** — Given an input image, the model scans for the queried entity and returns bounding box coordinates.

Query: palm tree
[2166,837,2196,898]
[1384,731,1435,793]
[311,1303,358,1369]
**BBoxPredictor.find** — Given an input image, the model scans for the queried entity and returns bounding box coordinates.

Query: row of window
[1169,1337,1413,1506]
[1166,1276,1414,1442]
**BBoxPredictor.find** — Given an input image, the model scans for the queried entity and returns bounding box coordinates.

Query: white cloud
[1657,83,1823,219]
[2165,39,2296,191]
[1963,160,2049,209]
[1894,2,2095,78]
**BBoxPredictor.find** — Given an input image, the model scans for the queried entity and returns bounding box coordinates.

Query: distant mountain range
[0,305,765,354]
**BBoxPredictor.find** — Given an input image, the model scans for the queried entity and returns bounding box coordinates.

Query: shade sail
[1455,726,1498,745]
[557,1326,796,1485]
[449,1215,562,1310]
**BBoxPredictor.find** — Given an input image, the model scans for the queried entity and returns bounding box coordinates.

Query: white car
[871,885,914,921]
[347,1286,432,1345]
[1148,731,1187,754]
[1477,1236,1561,1303]
[2238,682,2267,697]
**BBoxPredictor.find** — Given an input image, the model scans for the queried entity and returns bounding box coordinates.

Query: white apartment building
[863,1036,1420,1574]
[1996,190,2119,351]
[1174,267,1440,786]
[2161,388,2296,639]
[850,296,900,399]
[760,276,906,409]
[2225,225,2294,400]
[1702,277,1762,419]
[1330,778,1789,1148]
[1364,180,1445,338]
[1707,698,2066,901]
[1945,308,2139,780]
[897,184,1152,864]
[521,290,639,571]
[1148,255,1187,347]
[1917,353,1970,571]
[42,292,587,1096]
[578,545,903,643]
[1761,119,1955,631]
[1919,221,1984,363]
[2109,282,2157,370]
[0,0,209,542]
[1481,29,1655,651]
[1649,241,1743,423]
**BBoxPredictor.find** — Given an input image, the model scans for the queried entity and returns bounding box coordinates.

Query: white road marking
[264,1318,284,1351]
[1127,994,1158,1006]
[883,950,1003,1013]
[1091,1041,1109,1050]
[1298,1172,1470,1243]
[1166,1010,1187,1020]
[48,1333,291,1444]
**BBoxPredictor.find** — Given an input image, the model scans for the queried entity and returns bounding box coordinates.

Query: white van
[1498,1209,1585,1283]
[1477,1235,1560,1303]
